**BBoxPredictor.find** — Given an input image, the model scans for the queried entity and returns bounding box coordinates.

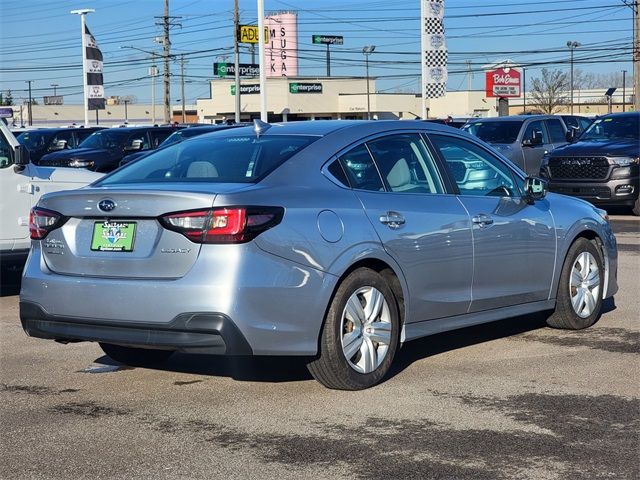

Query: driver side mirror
[522,131,543,147]
[15,144,30,166]
[50,139,68,151]
[524,176,548,202]
[565,127,578,143]
[124,139,144,151]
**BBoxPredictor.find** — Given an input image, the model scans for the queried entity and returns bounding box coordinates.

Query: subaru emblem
[98,199,116,212]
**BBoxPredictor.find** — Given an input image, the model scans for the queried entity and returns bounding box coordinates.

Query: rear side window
[0,130,13,168]
[97,135,317,185]
[338,144,384,192]
[546,119,566,143]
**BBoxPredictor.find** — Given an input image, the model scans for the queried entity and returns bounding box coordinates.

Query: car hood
[40,147,118,163]
[550,139,639,158]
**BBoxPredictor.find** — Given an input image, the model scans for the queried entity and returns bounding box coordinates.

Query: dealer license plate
[91,221,136,252]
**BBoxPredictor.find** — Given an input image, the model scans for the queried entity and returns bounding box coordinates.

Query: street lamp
[121,46,158,124]
[567,41,581,114]
[362,45,376,120]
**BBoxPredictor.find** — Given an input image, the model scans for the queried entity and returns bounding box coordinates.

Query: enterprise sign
[289,82,323,94]
[214,63,259,78]
[312,35,344,45]
[230,84,260,95]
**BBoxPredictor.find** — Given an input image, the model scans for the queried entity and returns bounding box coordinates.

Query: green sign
[312,35,344,45]
[289,83,323,94]
[91,221,136,252]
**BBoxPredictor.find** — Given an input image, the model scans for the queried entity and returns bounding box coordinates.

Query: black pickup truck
[539,112,639,215]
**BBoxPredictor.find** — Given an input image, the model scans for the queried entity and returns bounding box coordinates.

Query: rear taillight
[160,207,284,244]
[29,207,66,240]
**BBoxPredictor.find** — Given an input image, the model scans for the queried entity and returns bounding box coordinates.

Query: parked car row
[20,119,618,390]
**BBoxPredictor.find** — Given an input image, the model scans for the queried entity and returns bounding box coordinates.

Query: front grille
[548,156,609,180]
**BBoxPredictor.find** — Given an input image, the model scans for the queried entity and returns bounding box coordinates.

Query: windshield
[462,121,523,144]
[16,130,55,150]
[79,130,133,150]
[579,115,639,142]
[96,134,318,185]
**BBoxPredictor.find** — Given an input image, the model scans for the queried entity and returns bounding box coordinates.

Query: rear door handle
[472,214,494,228]
[379,211,405,229]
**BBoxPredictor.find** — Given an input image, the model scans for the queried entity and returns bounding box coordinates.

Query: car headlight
[611,156,639,166]
[69,159,94,168]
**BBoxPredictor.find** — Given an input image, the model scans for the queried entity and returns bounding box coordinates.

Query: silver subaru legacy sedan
[20,120,618,390]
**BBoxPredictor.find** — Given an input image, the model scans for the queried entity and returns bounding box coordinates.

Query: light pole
[123,99,129,123]
[71,9,95,126]
[50,84,59,97]
[567,41,580,114]
[362,45,376,120]
[121,46,158,124]
[622,69,627,112]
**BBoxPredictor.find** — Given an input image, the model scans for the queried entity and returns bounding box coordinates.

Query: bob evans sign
[485,67,521,98]
[289,83,323,94]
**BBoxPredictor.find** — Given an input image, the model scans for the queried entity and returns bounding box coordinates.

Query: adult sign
[486,67,521,98]
[312,35,343,45]
[238,25,269,44]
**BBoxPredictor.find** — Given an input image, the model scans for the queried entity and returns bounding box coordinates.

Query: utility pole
[233,0,241,123]
[155,0,181,124]
[25,80,33,126]
[623,69,627,112]
[522,67,527,114]
[151,52,157,124]
[180,54,186,123]
[466,60,472,91]
[51,84,59,96]
[162,0,171,124]
[635,1,640,111]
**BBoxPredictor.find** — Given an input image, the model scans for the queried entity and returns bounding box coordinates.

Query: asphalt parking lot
[1,215,638,480]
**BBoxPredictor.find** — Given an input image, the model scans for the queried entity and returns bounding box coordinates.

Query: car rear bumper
[20,242,337,356]
[548,175,639,207]
[20,301,253,355]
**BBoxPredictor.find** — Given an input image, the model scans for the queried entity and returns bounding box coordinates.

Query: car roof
[105,125,180,132]
[466,115,559,123]
[600,111,639,119]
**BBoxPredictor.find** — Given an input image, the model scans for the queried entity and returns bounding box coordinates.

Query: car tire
[632,197,640,216]
[546,238,604,330]
[99,343,174,366]
[307,268,400,390]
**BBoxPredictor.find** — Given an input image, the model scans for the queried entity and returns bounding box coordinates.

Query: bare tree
[530,68,569,114]
[573,69,623,89]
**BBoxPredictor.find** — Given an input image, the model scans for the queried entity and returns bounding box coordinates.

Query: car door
[49,129,74,152]
[520,119,551,176]
[339,133,474,322]
[429,133,556,312]
[0,132,30,249]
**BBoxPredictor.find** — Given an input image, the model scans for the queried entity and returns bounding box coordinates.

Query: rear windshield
[462,121,523,144]
[96,134,317,185]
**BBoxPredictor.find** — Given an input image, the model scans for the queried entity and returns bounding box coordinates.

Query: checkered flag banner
[84,24,105,110]
[421,0,447,100]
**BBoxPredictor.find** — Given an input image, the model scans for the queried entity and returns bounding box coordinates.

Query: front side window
[430,134,521,197]
[49,130,74,150]
[523,120,549,144]
[546,119,566,143]
[339,144,384,192]
[366,134,444,194]
[97,135,317,185]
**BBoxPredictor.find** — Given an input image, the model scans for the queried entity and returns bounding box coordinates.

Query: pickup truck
[0,109,103,271]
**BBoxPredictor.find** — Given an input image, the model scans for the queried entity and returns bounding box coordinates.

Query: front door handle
[472,214,494,228]
[379,211,405,229]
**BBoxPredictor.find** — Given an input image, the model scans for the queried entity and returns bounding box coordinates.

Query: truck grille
[548,157,609,180]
